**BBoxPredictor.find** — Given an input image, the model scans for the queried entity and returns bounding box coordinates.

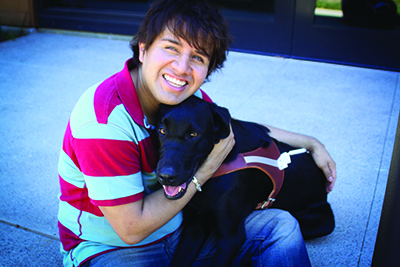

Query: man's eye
[166,46,177,52]
[158,128,166,135]
[190,132,198,138]
[193,55,204,63]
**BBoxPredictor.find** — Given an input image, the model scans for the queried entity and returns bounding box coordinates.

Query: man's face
[138,27,210,107]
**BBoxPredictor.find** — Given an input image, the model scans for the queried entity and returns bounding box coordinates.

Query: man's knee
[246,209,302,243]
[242,209,310,266]
[271,209,302,240]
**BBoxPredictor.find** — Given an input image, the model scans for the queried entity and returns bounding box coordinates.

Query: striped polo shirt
[57,59,211,267]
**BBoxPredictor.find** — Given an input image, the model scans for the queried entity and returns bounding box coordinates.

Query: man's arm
[100,182,197,245]
[100,128,235,245]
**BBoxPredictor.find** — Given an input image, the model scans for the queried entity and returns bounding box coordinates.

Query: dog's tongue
[163,183,187,197]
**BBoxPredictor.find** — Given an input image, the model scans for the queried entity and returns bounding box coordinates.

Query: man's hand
[194,125,235,185]
[308,140,337,193]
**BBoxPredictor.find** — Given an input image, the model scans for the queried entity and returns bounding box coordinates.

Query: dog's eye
[158,128,166,135]
[190,132,198,138]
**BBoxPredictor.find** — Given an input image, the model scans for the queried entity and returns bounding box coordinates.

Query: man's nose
[172,54,191,75]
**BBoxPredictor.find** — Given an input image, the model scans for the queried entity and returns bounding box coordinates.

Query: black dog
[156,96,334,267]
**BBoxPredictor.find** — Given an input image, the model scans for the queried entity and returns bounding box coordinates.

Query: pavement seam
[0,219,60,242]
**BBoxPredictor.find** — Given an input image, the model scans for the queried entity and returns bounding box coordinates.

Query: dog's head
[156,96,231,200]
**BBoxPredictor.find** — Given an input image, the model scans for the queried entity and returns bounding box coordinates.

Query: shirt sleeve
[72,123,146,206]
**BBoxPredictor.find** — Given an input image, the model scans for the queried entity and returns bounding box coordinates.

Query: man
[57,0,336,266]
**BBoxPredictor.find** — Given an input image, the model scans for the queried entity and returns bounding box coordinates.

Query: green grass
[316,0,341,10]
[316,0,400,15]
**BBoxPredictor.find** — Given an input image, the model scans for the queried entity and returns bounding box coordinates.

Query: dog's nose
[158,173,176,184]
[158,167,177,184]
[158,173,177,185]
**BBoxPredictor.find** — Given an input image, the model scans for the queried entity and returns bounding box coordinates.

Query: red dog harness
[212,141,307,209]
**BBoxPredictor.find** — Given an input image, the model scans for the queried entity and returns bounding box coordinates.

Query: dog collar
[212,141,306,209]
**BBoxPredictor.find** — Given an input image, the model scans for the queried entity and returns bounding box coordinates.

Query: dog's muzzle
[160,178,192,200]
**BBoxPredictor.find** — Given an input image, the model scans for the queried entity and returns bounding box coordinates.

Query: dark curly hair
[130,0,232,78]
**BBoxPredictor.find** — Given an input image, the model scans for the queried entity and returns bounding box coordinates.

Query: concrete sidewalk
[0,30,398,266]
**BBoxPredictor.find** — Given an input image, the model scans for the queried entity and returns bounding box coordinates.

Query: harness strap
[212,141,307,209]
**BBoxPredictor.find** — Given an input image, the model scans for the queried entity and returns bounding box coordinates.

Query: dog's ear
[209,103,231,144]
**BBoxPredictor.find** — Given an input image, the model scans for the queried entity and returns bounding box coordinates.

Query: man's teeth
[178,187,183,193]
[164,75,187,87]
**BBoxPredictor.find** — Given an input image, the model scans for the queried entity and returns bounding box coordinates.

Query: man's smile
[163,74,188,88]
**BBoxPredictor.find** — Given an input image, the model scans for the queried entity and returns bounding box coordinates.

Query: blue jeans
[85,209,311,267]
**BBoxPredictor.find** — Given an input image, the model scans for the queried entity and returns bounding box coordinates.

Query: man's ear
[139,42,146,63]
[209,103,231,144]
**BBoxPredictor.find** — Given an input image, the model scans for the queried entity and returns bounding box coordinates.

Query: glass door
[36,0,400,71]
[210,0,296,55]
[291,0,400,71]
[37,0,297,56]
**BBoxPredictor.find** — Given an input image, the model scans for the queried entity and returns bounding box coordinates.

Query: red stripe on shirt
[63,120,81,171]
[94,75,122,124]
[90,193,144,207]
[200,89,213,103]
[59,175,103,216]
[58,221,85,251]
[139,133,158,174]
[73,135,157,177]
[73,138,141,177]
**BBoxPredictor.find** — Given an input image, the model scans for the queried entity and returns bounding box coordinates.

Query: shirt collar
[115,59,154,130]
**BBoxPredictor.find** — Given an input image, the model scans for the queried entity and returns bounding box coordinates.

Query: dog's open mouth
[162,178,192,200]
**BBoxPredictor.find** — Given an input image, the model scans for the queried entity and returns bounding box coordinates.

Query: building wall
[0,0,36,27]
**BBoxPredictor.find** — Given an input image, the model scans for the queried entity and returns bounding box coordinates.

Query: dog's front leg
[210,204,248,267]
